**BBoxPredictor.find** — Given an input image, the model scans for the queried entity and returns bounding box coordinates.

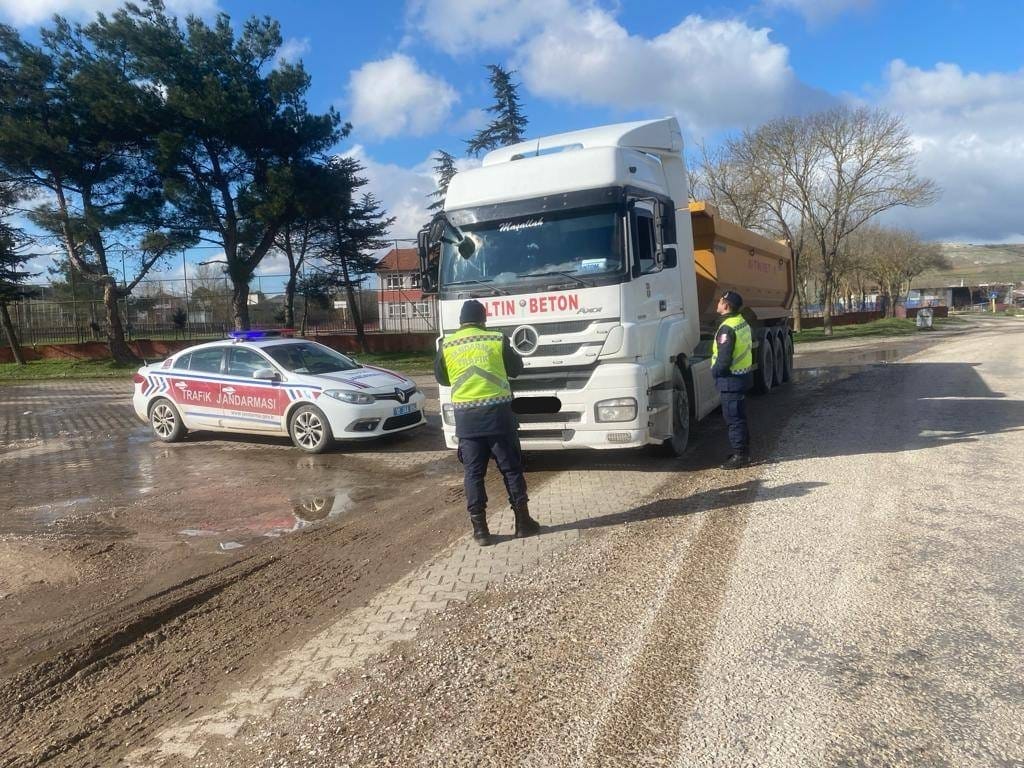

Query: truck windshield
[439,206,625,294]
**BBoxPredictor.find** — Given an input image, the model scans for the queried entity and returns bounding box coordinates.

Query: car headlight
[442,403,456,426]
[595,397,638,423]
[324,389,374,405]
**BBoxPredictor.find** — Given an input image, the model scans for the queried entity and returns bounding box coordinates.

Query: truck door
[172,346,226,427]
[221,347,285,431]
[627,201,667,351]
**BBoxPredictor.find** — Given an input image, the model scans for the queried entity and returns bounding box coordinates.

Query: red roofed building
[376,247,437,332]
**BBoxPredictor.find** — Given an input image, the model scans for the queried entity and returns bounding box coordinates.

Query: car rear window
[188,347,226,373]
[263,343,359,375]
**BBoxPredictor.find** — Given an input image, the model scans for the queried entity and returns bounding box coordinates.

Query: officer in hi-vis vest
[712,290,753,469]
[435,300,541,546]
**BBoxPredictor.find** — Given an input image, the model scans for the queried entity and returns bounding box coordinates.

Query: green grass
[0,358,138,382]
[352,351,435,374]
[793,316,964,344]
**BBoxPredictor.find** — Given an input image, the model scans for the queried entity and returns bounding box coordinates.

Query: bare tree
[849,224,949,317]
[689,140,767,230]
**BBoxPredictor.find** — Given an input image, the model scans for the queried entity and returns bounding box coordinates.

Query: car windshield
[263,342,359,375]
[439,205,625,293]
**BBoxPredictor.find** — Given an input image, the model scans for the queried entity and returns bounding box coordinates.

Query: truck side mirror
[417,227,439,295]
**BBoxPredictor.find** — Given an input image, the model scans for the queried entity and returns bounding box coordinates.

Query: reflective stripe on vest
[711,315,753,375]
[441,326,512,409]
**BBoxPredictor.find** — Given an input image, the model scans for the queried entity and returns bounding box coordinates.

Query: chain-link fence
[8,274,439,346]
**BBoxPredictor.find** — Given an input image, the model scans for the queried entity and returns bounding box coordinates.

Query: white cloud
[762,0,872,25]
[0,0,216,26]
[347,54,459,140]
[410,2,827,135]
[406,0,575,56]
[341,145,480,241]
[876,60,1024,242]
[276,37,310,65]
[515,9,829,135]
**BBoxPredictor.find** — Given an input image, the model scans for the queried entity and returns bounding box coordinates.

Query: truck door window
[634,211,661,276]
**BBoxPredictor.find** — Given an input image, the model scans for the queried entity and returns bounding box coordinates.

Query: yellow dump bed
[689,201,794,329]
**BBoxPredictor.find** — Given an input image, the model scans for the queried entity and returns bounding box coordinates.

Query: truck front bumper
[440,362,660,451]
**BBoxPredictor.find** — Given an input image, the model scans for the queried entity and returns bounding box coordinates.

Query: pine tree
[466,65,528,157]
[0,183,35,365]
[426,150,457,213]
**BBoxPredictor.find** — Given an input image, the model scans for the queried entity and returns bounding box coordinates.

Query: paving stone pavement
[128,453,679,764]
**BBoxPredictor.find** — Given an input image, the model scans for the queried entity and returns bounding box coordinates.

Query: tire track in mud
[0,452,472,768]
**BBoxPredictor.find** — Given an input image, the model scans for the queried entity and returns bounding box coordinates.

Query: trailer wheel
[781,330,794,383]
[659,367,691,457]
[754,333,775,394]
[772,329,786,387]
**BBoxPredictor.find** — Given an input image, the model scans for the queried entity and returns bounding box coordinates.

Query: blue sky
[5,0,1024,284]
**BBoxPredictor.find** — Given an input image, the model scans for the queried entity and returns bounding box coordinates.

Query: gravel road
[202,317,1024,767]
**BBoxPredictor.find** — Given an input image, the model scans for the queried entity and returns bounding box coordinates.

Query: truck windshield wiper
[444,278,510,296]
[518,270,591,288]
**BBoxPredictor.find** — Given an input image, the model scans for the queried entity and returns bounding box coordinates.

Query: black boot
[720,452,750,470]
[513,503,541,538]
[470,511,493,547]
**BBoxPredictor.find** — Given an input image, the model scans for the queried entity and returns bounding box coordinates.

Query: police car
[132,331,425,453]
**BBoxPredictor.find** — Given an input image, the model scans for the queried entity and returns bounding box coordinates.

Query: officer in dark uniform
[711,290,753,469]
[434,299,541,546]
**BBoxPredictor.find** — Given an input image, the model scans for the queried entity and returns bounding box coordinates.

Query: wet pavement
[3,316,1015,767]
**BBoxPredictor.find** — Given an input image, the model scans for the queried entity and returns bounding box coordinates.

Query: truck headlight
[595,397,638,423]
[442,403,455,426]
[324,389,374,405]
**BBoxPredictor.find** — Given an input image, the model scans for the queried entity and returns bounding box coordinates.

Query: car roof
[175,337,321,353]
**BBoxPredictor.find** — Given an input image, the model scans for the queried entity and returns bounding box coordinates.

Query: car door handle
[222,387,236,394]
[175,382,188,389]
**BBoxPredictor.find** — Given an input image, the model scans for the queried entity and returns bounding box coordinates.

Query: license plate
[393,403,417,416]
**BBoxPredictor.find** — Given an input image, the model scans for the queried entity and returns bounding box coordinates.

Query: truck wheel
[659,367,691,457]
[781,330,794,382]
[772,330,786,387]
[754,334,775,394]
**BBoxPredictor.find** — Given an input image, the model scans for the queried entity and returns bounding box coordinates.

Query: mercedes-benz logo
[511,325,539,356]
[395,387,407,403]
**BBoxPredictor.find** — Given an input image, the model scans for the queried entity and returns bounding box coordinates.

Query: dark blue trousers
[458,432,529,514]
[720,390,749,453]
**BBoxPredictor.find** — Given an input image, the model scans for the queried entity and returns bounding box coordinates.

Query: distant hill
[915,243,1024,287]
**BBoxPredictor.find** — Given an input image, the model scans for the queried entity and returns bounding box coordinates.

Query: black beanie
[459,299,487,325]
[721,290,743,311]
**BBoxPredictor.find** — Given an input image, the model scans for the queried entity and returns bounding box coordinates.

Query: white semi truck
[418,117,795,454]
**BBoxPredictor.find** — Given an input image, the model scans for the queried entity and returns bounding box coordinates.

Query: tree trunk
[232,281,251,331]
[822,279,834,336]
[344,282,368,353]
[1,302,25,365]
[284,273,297,328]
[102,282,137,364]
[792,300,802,332]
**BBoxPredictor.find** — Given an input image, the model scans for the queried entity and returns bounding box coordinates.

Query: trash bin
[916,307,934,329]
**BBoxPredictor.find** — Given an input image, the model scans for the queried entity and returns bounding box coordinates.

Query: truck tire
[753,333,775,394]
[781,330,794,383]
[659,367,691,457]
[772,329,786,387]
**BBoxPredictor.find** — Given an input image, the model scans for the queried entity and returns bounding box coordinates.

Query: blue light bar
[227,328,295,341]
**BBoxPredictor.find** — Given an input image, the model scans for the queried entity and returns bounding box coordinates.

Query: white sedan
[132,333,426,453]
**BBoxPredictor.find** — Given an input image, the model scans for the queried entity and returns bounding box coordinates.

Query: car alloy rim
[152,404,175,437]
[294,411,324,448]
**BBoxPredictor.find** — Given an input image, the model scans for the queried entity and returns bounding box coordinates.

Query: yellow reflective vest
[711,314,753,375]
[441,326,513,408]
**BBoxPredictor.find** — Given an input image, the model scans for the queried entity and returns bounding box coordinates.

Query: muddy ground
[0,325,979,767]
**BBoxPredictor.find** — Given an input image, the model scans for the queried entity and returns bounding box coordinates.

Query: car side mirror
[253,368,280,381]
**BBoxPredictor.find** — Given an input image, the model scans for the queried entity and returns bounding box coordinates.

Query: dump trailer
[419,117,795,455]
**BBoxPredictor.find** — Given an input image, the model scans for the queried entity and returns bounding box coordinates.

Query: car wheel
[289,405,333,453]
[150,398,186,442]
